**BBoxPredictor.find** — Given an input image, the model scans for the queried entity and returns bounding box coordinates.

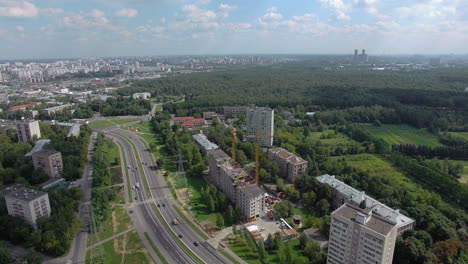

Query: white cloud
[115,8,138,18]
[354,0,387,19]
[258,11,284,28]
[266,7,278,12]
[293,13,316,22]
[197,0,211,4]
[41,8,64,16]
[396,0,457,19]
[319,0,350,20]
[0,0,38,17]
[16,25,24,32]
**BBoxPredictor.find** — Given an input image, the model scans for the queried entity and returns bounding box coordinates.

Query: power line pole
[173,150,188,188]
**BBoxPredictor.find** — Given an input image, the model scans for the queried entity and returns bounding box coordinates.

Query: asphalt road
[106,128,232,264]
[106,132,197,264]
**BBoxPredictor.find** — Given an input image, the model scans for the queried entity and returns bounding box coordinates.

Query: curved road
[105,127,232,264]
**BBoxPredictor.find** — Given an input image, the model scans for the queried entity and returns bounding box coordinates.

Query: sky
[0,0,467,59]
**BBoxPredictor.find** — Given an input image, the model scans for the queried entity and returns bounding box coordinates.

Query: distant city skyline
[0,0,467,59]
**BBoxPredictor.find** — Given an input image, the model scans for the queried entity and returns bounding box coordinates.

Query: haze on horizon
[0,0,467,59]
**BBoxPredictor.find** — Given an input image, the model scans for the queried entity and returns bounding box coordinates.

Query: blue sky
[0,0,467,58]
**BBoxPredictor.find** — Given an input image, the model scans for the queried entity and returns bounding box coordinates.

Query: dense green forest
[141,63,467,264]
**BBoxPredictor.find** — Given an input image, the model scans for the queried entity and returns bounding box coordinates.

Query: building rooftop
[44,103,73,111]
[8,103,36,111]
[1,184,47,202]
[333,203,396,236]
[67,124,81,138]
[192,134,218,151]
[238,184,265,198]
[33,149,61,157]
[209,149,230,161]
[316,174,414,228]
[269,147,307,165]
[25,139,51,157]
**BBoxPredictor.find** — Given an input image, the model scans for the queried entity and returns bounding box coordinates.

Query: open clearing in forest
[360,123,442,146]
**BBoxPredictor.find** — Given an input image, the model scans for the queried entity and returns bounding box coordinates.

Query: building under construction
[207,148,266,219]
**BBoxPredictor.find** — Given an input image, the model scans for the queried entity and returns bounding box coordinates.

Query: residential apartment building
[237,184,266,219]
[192,134,218,154]
[316,174,414,235]
[207,148,266,219]
[327,203,398,264]
[132,92,151,100]
[32,149,63,178]
[246,107,274,147]
[44,103,73,116]
[268,147,308,182]
[223,106,248,117]
[1,184,51,228]
[16,119,41,142]
[208,149,231,187]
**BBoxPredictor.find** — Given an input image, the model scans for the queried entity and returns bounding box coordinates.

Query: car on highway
[178,234,183,238]
[162,203,165,207]
[157,204,160,207]
[193,241,199,246]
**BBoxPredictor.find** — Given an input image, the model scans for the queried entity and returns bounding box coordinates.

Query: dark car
[178,234,183,238]
[157,204,161,207]
[162,203,165,207]
[193,241,199,246]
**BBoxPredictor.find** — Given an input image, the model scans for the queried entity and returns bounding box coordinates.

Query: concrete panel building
[327,203,398,264]
[208,149,231,187]
[32,149,63,178]
[44,103,73,116]
[16,119,41,142]
[237,184,266,219]
[268,147,308,182]
[132,92,151,100]
[1,184,51,228]
[316,174,414,235]
[192,134,218,154]
[223,106,248,117]
[246,107,274,147]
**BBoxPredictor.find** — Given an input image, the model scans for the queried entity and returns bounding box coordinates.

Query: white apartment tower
[2,184,51,228]
[16,119,41,142]
[327,203,398,264]
[246,107,274,147]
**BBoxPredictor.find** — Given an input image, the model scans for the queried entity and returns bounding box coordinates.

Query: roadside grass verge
[172,205,208,240]
[144,232,169,264]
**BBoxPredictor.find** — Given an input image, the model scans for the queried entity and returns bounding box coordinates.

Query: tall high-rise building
[1,184,51,229]
[327,203,398,264]
[246,107,274,147]
[32,149,63,178]
[16,119,41,142]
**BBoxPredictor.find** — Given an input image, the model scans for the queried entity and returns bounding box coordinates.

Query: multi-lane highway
[107,132,197,264]
[105,128,232,264]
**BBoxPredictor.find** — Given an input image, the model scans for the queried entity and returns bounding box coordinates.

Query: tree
[303,191,317,208]
[0,247,11,264]
[274,201,293,218]
[299,233,308,249]
[207,196,215,212]
[232,225,237,235]
[316,199,330,216]
[276,178,285,192]
[25,248,42,264]
[236,150,248,167]
[285,185,300,202]
[304,242,322,263]
[225,205,234,226]
[258,241,268,264]
[216,213,224,228]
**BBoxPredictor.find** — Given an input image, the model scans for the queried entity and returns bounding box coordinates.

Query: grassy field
[447,132,468,141]
[459,160,468,184]
[89,119,139,128]
[360,123,442,146]
[88,231,152,264]
[228,235,303,264]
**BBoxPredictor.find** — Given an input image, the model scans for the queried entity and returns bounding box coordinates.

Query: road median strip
[144,232,169,264]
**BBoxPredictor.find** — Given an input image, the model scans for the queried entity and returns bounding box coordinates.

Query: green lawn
[89,119,139,128]
[448,132,468,141]
[360,123,442,146]
[95,231,152,264]
[228,235,303,264]
[459,160,468,184]
[89,120,115,128]
[308,130,359,146]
